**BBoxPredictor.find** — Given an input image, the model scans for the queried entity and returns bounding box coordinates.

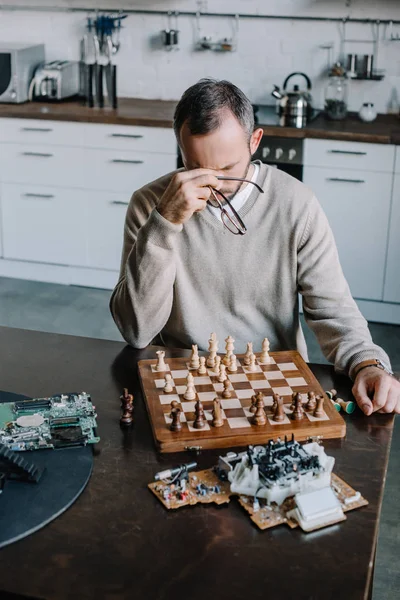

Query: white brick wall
[1,0,399,112]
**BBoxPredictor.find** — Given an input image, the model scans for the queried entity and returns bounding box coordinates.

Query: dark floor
[0,276,398,598]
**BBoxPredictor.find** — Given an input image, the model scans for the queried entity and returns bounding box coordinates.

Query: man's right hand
[157,169,222,225]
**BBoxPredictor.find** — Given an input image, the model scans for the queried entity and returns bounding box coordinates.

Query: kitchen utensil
[271,72,313,128]
[358,102,377,122]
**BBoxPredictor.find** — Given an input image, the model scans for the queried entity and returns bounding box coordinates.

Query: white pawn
[218,364,227,383]
[228,354,238,373]
[259,337,271,364]
[247,353,257,372]
[214,355,221,376]
[198,356,207,374]
[163,373,174,393]
[184,372,196,400]
[190,344,200,369]
[155,350,167,372]
[243,342,253,366]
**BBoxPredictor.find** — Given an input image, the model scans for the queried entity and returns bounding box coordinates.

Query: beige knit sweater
[110,161,391,379]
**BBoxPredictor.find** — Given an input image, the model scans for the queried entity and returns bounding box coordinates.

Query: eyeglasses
[208,176,264,235]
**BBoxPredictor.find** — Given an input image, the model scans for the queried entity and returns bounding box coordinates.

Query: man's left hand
[352,367,400,415]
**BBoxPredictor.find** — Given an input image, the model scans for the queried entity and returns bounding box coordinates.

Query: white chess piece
[189,344,200,369]
[228,354,238,372]
[198,356,207,374]
[259,337,271,364]
[243,342,253,366]
[184,372,196,400]
[155,350,167,372]
[218,364,227,383]
[163,373,174,393]
[247,352,257,372]
[223,335,235,366]
[214,355,221,376]
[207,332,218,367]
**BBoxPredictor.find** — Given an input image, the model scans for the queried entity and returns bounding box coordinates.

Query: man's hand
[157,169,221,225]
[352,367,400,415]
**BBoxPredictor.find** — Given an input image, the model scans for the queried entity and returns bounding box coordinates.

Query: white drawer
[304,139,395,173]
[0,143,85,188]
[0,118,85,147]
[86,191,130,271]
[84,123,176,154]
[395,147,400,174]
[84,148,176,193]
[1,183,88,267]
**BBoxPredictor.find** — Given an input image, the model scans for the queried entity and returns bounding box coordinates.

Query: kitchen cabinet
[383,149,400,303]
[303,139,395,302]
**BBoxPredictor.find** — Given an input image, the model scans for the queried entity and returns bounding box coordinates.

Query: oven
[252,136,304,181]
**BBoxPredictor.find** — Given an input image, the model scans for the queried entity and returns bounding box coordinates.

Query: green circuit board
[0,392,100,451]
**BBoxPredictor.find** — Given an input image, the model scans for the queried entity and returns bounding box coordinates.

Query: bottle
[358,102,377,122]
[324,62,348,120]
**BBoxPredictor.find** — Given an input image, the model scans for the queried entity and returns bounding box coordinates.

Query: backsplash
[0,0,399,112]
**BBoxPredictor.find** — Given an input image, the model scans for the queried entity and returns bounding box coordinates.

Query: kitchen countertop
[0,97,399,144]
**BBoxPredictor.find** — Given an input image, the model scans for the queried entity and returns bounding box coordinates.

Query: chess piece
[305,391,316,412]
[251,395,267,426]
[292,393,304,421]
[271,392,280,413]
[184,373,196,400]
[259,337,271,364]
[325,389,338,400]
[198,356,207,374]
[222,379,231,399]
[247,353,257,372]
[243,342,253,366]
[190,344,200,369]
[249,394,257,414]
[218,364,227,383]
[228,354,237,372]
[273,397,285,422]
[290,392,297,411]
[214,355,221,376]
[193,399,206,429]
[155,350,167,372]
[170,400,180,418]
[212,398,224,427]
[338,398,356,414]
[170,408,182,432]
[120,388,130,407]
[120,390,134,426]
[313,395,325,418]
[223,335,235,366]
[163,373,174,393]
[207,332,218,367]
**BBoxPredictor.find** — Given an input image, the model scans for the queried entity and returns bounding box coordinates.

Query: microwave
[0,43,45,103]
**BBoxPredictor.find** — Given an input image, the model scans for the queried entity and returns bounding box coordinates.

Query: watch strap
[353,359,394,378]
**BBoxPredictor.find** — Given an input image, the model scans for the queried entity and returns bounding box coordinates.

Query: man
[110,78,400,415]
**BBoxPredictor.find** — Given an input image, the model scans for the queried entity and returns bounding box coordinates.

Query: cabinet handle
[110,134,143,139]
[110,200,129,206]
[110,159,144,164]
[326,177,365,183]
[21,127,53,132]
[21,152,53,158]
[328,150,367,156]
[23,193,55,199]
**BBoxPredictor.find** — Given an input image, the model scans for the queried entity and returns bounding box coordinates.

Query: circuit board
[138,351,346,453]
[0,392,100,451]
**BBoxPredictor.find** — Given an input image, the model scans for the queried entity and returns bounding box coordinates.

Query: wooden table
[0,327,394,600]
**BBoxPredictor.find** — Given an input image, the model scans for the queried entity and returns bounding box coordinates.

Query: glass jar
[324,73,349,120]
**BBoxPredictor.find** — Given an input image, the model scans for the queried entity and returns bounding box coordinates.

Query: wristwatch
[353,359,394,378]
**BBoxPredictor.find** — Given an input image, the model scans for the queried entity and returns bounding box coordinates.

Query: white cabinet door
[1,183,88,267]
[84,123,176,153]
[303,166,392,301]
[86,191,129,271]
[304,139,395,173]
[383,175,400,303]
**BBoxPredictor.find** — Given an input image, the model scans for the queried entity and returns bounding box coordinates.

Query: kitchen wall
[1,0,400,112]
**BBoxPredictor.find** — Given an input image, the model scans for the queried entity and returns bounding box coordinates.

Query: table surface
[0,326,394,600]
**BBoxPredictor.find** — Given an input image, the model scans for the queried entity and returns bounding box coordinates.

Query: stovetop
[252,104,321,127]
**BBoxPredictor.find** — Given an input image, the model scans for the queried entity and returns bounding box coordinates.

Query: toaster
[29,60,80,101]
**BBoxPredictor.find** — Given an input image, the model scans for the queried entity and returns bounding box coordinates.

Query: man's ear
[250,128,264,156]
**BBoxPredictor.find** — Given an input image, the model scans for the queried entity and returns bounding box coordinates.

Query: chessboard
[138,350,346,453]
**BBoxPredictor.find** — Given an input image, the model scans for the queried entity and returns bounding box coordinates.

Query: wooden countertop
[0,97,399,144]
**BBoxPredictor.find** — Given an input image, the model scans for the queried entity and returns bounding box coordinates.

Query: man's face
[179,109,264,199]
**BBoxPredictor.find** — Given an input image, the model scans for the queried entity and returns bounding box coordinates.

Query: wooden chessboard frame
[138,350,346,453]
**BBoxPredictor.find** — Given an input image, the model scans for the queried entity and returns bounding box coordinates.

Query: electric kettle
[272,72,313,128]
